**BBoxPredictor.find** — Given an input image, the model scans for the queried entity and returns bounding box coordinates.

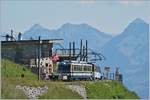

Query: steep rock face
[101,18,149,98]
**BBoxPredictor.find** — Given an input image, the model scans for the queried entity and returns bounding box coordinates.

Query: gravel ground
[16,85,48,99]
[67,85,87,99]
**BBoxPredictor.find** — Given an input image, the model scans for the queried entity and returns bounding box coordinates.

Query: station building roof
[1,39,64,45]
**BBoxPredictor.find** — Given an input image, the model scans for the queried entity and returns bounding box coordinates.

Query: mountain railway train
[48,60,102,81]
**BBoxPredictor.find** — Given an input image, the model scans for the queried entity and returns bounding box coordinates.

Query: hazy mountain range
[23,23,112,50]
[2,18,148,98]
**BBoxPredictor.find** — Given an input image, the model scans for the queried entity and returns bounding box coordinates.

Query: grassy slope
[1,59,38,99]
[83,81,139,99]
[1,59,139,99]
[1,59,82,99]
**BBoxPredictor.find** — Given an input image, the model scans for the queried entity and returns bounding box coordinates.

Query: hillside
[1,59,139,99]
[101,18,149,98]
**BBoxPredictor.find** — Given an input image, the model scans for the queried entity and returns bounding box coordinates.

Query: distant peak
[31,24,43,29]
[62,23,90,26]
[62,23,74,26]
[132,18,146,24]
[23,23,51,34]
[79,23,91,27]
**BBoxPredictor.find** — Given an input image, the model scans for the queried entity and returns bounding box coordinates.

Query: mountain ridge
[23,23,112,49]
[101,18,149,98]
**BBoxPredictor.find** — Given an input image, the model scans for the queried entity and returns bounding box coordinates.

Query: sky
[0,0,150,35]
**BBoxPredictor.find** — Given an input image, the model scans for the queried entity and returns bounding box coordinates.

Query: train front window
[58,62,70,73]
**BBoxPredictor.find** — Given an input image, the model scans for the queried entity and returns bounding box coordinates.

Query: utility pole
[69,42,72,62]
[83,46,85,61]
[73,42,75,59]
[115,67,119,81]
[85,40,88,62]
[38,36,41,80]
[10,29,13,41]
[80,39,83,61]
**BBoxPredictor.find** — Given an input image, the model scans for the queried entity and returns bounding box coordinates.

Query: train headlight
[63,76,68,80]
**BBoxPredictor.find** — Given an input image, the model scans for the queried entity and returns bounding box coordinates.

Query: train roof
[59,60,94,66]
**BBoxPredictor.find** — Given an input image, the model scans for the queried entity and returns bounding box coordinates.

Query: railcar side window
[71,64,93,72]
[73,65,82,71]
[83,66,87,71]
[83,65,92,71]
